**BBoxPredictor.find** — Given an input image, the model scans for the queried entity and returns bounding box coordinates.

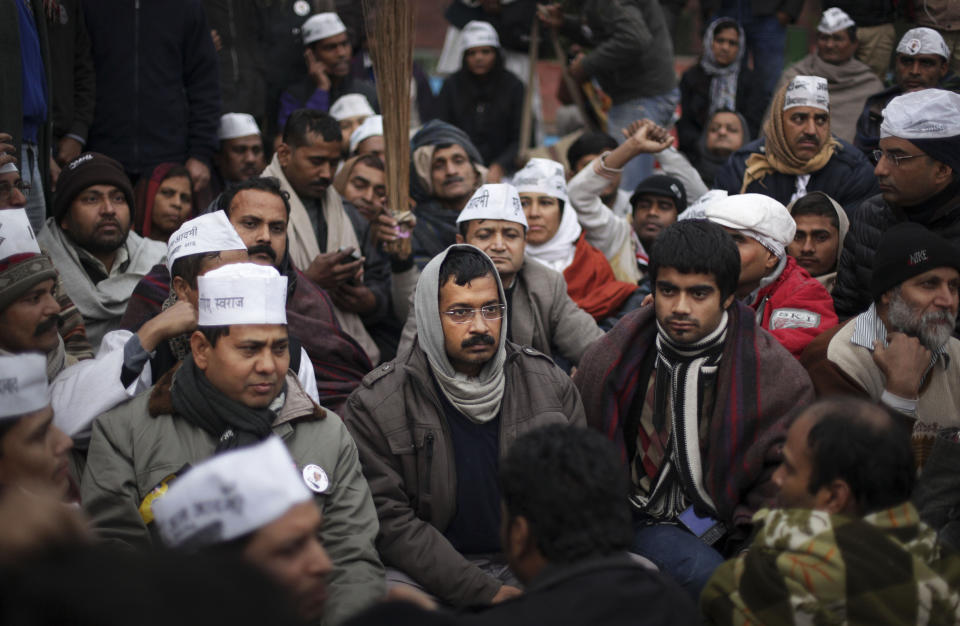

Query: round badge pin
[302,464,330,493]
[294,0,310,17]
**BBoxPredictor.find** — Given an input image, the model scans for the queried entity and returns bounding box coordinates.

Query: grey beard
[887,290,956,352]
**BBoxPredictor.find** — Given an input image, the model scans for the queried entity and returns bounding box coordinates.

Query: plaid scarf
[632,314,728,519]
[575,301,813,527]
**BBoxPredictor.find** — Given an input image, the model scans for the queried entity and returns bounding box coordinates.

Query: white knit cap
[152,437,313,549]
[783,75,830,112]
[197,263,287,326]
[0,162,17,175]
[817,7,855,34]
[217,113,261,141]
[456,184,528,229]
[0,208,41,259]
[349,115,383,154]
[703,193,796,259]
[461,20,500,51]
[513,158,568,203]
[881,89,960,139]
[0,353,49,419]
[166,212,248,273]
[302,12,346,46]
[329,94,375,122]
[897,27,950,59]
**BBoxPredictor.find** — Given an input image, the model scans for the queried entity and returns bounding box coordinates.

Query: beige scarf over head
[741,83,841,193]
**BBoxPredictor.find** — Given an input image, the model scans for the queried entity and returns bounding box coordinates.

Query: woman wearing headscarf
[677,18,764,160]
[132,163,194,243]
[516,158,640,325]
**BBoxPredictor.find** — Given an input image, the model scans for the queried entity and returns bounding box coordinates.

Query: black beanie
[53,152,135,223]
[630,175,688,214]
[870,222,960,299]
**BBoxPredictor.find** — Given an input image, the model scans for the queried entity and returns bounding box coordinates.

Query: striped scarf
[632,314,728,519]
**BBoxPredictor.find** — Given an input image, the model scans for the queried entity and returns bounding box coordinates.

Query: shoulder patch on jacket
[770,308,821,330]
[361,361,397,387]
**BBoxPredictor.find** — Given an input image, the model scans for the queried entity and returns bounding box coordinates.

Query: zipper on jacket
[423,431,435,496]
[133,0,140,168]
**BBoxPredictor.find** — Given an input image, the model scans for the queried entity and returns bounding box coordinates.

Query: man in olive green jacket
[81,263,384,626]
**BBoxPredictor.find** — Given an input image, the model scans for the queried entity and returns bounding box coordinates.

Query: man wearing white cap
[0,353,73,499]
[774,8,882,143]
[0,162,27,209]
[48,211,323,442]
[211,113,266,198]
[344,244,585,608]
[153,437,334,621]
[834,89,960,321]
[716,75,879,214]
[855,27,958,153]
[349,115,384,159]
[82,262,384,624]
[398,184,603,368]
[330,94,375,156]
[911,0,960,75]
[277,12,378,131]
[265,109,383,365]
[699,193,839,358]
[516,158,642,325]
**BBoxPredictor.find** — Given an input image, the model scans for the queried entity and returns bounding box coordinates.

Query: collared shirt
[74,241,131,284]
[851,303,949,374]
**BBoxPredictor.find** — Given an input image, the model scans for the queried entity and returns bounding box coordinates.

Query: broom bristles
[363,0,414,223]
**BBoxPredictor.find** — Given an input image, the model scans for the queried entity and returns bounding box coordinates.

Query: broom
[362,0,415,259]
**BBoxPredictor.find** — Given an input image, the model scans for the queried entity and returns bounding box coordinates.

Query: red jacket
[752,256,838,359]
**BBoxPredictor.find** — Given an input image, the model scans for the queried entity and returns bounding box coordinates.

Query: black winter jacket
[831,0,897,26]
[677,63,764,157]
[832,183,960,319]
[82,0,220,175]
[714,137,880,215]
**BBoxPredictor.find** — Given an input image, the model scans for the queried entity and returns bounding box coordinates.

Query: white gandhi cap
[152,437,313,549]
[218,113,261,141]
[197,262,288,326]
[461,20,500,51]
[166,211,248,273]
[0,162,17,175]
[512,157,568,203]
[783,75,829,112]
[330,94,375,122]
[818,7,855,34]
[897,27,950,59]
[349,115,383,155]
[302,12,346,46]
[881,89,960,139]
[457,183,528,229]
[0,353,49,418]
[0,208,42,259]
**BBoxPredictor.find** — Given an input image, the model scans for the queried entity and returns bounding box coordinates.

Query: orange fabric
[563,234,638,320]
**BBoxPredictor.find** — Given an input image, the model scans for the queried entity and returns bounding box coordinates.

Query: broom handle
[517,18,539,165]
[549,26,598,133]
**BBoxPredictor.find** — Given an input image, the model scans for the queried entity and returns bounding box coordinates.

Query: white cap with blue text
[166,211,248,273]
[897,27,950,60]
[817,7,855,34]
[784,75,829,112]
[0,208,41,259]
[0,353,49,419]
[881,89,960,140]
[197,263,287,326]
[152,437,312,549]
[513,157,569,203]
[457,183,528,229]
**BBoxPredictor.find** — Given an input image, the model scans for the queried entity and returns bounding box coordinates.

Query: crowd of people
[2,0,960,624]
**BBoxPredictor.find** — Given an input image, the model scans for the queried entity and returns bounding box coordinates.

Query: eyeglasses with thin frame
[0,178,30,200]
[442,304,506,324]
[872,149,924,168]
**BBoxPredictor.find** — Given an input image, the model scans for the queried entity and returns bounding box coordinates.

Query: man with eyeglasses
[773,8,882,142]
[36,153,165,351]
[343,243,585,608]
[0,162,28,209]
[855,27,959,154]
[834,89,960,323]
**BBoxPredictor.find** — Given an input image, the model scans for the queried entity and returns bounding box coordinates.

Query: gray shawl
[414,244,507,423]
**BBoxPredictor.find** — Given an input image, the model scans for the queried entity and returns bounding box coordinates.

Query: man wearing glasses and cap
[834,89,960,323]
[343,242,585,608]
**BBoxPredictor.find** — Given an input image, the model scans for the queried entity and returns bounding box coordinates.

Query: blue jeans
[632,523,725,601]
[716,9,786,100]
[606,88,680,193]
[21,142,47,233]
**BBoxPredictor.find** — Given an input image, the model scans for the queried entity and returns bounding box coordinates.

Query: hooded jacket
[787,191,850,293]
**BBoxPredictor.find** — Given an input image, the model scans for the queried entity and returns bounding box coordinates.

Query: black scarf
[170,355,281,452]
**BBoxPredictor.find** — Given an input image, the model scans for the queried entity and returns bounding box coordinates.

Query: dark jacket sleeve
[831,214,872,320]
[737,69,766,139]
[68,3,95,141]
[834,146,880,215]
[677,68,704,157]
[580,1,654,77]
[492,77,524,169]
[182,0,221,164]
[712,149,747,193]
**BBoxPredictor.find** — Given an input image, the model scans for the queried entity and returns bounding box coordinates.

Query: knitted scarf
[635,314,728,519]
[574,301,812,526]
[170,355,282,452]
[740,84,840,194]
